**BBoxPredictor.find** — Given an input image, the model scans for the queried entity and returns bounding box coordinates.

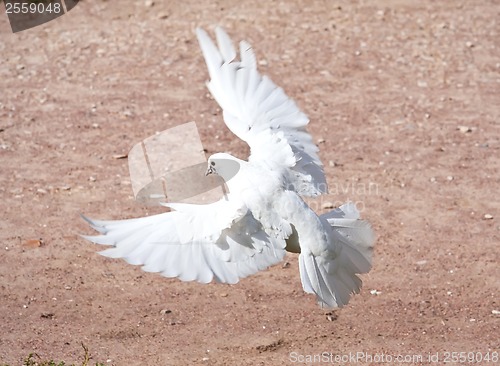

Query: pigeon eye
[211,161,215,166]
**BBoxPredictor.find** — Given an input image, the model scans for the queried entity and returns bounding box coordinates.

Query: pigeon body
[82,27,375,308]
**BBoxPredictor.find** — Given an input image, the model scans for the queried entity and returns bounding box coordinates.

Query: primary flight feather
[82,27,375,308]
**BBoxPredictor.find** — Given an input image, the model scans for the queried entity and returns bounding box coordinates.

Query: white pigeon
[82,27,375,308]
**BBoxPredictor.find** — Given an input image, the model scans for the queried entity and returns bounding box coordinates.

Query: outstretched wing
[196,27,327,196]
[82,195,286,284]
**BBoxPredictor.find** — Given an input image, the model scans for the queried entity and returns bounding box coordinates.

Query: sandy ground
[1,1,499,365]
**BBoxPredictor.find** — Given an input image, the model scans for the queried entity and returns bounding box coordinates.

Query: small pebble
[23,239,43,248]
[322,202,334,209]
[457,125,472,133]
[10,188,23,195]
[326,313,338,321]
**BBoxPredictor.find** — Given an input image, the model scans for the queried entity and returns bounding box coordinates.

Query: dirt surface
[1,1,499,365]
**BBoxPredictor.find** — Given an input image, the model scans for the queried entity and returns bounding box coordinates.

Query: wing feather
[82,195,285,284]
[196,27,327,196]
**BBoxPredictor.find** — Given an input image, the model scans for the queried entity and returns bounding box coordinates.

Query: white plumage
[82,27,375,308]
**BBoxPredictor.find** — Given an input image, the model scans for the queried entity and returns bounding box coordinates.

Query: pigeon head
[206,153,241,182]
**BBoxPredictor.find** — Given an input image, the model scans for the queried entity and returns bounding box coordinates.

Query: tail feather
[323,202,374,275]
[298,203,375,308]
[299,254,356,308]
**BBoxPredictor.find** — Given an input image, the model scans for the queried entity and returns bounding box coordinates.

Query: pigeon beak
[205,165,215,176]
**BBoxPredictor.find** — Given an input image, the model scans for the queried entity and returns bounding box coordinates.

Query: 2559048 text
[441,351,498,363]
[5,2,62,15]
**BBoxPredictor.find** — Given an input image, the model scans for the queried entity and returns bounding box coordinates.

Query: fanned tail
[298,202,375,308]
